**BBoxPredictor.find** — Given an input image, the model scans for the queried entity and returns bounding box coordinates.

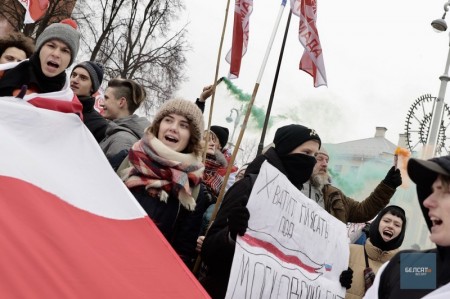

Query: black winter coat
[131,184,210,267]
[377,247,450,298]
[200,148,291,299]
[78,95,108,143]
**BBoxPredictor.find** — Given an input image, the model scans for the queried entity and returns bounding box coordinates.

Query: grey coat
[100,114,150,159]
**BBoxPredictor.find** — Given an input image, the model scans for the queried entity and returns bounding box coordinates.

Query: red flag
[225,0,254,79]
[16,0,49,24]
[0,100,210,298]
[291,0,327,87]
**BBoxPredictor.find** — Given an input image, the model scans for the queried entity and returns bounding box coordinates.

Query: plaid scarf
[122,132,204,211]
[204,151,228,197]
[217,147,238,176]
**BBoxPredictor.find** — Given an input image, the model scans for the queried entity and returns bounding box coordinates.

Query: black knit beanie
[210,125,229,149]
[73,61,104,93]
[273,124,321,156]
[369,205,406,251]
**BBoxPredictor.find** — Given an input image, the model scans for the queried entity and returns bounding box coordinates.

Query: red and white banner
[226,161,348,298]
[225,0,254,79]
[290,0,327,87]
[0,61,83,117]
[0,99,210,298]
[16,0,49,24]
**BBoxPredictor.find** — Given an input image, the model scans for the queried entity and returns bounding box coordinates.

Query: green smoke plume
[221,77,287,130]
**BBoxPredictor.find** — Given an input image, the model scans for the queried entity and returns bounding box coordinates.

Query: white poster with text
[225,161,349,299]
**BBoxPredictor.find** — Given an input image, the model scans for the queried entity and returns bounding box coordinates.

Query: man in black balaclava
[201,124,321,299]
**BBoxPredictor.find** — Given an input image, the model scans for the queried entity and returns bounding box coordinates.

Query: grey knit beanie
[152,98,204,142]
[73,61,104,93]
[36,19,80,65]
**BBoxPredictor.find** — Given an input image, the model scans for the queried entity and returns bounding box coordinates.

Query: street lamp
[432,2,449,32]
[424,1,450,158]
[226,108,240,145]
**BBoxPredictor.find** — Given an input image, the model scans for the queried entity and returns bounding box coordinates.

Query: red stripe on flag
[229,11,245,78]
[241,234,321,273]
[0,175,209,298]
[291,0,327,87]
[225,0,253,79]
[29,0,49,21]
[28,95,83,119]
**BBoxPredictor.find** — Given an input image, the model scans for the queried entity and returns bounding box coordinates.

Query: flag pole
[256,10,292,156]
[194,1,287,275]
[202,0,232,163]
[193,0,232,274]
[209,1,287,239]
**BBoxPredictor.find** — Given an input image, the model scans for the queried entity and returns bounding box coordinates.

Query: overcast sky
[175,0,450,148]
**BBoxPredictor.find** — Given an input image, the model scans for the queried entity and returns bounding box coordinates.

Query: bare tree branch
[76,0,188,115]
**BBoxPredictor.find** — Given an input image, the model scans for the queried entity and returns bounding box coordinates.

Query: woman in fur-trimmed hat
[121,98,210,266]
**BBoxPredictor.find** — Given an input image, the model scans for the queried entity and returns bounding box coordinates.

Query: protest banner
[226,161,349,299]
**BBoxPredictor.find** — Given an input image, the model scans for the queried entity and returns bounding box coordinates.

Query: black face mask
[279,153,317,190]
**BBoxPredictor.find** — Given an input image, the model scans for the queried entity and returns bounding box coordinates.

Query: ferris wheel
[404,94,450,156]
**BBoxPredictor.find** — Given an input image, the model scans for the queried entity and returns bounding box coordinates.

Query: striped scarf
[122,132,204,211]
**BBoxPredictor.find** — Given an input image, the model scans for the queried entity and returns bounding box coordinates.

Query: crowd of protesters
[1,18,450,299]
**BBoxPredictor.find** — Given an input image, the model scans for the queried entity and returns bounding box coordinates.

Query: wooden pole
[202,0,232,163]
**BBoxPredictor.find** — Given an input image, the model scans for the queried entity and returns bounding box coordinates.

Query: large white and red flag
[16,0,49,24]
[225,0,254,79]
[0,61,83,117]
[0,99,210,298]
[290,0,327,87]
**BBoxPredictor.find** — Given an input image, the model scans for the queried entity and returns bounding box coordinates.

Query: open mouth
[431,217,443,227]
[382,230,393,239]
[165,135,179,144]
[47,61,60,69]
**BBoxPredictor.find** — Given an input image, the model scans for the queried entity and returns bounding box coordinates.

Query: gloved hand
[339,267,353,289]
[227,205,250,240]
[383,166,402,189]
[364,267,376,291]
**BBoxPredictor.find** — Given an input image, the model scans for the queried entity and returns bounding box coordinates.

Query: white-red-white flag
[225,0,254,79]
[290,0,327,87]
[16,0,49,24]
[0,99,210,298]
[0,61,83,117]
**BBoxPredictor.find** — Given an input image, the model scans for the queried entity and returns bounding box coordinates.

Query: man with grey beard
[301,148,402,224]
